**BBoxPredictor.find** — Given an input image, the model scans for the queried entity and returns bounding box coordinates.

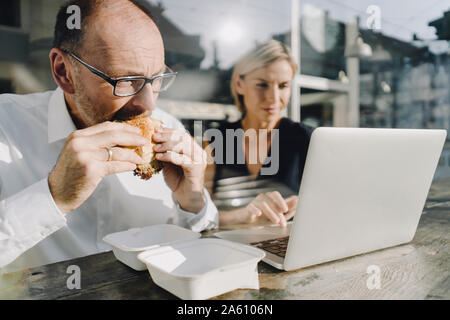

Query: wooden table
[1,179,449,300]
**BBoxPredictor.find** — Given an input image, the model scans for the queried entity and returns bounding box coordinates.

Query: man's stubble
[72,65,110,128]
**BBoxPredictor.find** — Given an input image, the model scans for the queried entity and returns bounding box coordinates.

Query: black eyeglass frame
[62,50,177,97]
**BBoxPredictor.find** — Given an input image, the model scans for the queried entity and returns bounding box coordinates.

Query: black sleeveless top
[211,117,314,194]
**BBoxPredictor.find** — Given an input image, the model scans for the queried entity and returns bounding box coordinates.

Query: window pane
[156,0,291,104]
[0,79,12,94]
[0,0,21,28]
[296,1,450,131]
[296,1,450,180]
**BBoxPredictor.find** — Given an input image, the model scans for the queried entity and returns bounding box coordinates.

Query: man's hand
[48,122,146,214]
[223,192,298,227]
[152,127,207,213]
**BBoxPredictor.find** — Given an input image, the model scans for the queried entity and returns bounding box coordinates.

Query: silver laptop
[215,127,447,271]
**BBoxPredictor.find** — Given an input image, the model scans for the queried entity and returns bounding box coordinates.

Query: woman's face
[236,59,294,123]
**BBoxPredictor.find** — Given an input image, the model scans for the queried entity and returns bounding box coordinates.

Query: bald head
[81,0,164,77]
[86,2,161,51]
[50,0,167,128]
[54,0,162,57]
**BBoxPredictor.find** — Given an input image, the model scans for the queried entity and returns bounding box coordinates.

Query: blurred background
[0,0,449,180]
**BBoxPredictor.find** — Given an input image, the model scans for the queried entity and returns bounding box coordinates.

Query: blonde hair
[230,40,297,115]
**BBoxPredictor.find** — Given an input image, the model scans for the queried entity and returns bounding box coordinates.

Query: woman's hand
[220,192,298,227]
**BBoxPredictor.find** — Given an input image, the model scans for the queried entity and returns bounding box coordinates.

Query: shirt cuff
[0,178,67,268]
[172,188,219,233]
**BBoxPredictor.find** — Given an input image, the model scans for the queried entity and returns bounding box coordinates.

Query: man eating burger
[0,0,218,273]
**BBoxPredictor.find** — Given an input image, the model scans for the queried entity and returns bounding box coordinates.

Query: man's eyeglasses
[63,50,177,97]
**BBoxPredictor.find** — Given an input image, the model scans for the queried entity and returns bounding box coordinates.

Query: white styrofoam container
[102,224,201,271]
[137,238,265,300]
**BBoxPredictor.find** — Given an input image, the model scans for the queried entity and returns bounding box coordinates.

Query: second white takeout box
[137,238,265,300]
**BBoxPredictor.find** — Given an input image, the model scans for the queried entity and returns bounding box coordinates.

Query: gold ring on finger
[105,147,113,162]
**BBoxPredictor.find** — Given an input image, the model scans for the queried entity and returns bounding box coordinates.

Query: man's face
[69,2,165,127]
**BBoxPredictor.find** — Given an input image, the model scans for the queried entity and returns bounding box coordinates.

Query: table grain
[1,179,449,300]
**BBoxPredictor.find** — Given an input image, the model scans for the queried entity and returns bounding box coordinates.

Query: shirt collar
[48,87,77,144]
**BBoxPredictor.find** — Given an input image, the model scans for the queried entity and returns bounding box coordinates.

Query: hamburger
[116,112,163,180]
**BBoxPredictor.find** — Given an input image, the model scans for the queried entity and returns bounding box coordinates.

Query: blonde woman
[207,40,314,226]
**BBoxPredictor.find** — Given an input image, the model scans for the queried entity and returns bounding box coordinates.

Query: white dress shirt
[0,87,218,274]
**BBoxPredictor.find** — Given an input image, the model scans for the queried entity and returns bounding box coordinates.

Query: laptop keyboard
[250,236,289,258]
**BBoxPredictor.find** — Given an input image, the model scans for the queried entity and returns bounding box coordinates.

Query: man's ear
[234,74,246,95]
[49,48,76,94]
